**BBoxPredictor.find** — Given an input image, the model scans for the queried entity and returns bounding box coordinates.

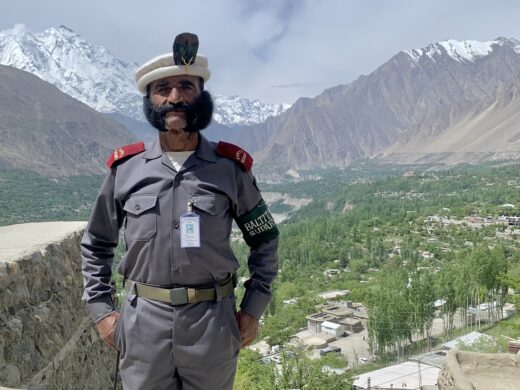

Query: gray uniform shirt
[81,134,278,322]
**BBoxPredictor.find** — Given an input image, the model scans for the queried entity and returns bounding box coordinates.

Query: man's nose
[167,87,183,104]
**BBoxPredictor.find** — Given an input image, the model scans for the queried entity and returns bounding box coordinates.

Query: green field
[0,170,103,226]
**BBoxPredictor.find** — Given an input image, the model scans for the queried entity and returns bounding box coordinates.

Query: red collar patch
[106,141,145,168]
[216,141,253,171]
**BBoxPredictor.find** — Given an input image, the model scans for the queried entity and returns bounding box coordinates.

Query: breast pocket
[192,194,230,242]
[192,194,229,216]
[123,194,158,241]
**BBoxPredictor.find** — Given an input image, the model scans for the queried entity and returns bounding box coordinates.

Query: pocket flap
[123,194,157,216]
[192,194,229,216]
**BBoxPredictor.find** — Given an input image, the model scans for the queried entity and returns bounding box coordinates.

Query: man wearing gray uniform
[81,33,279,389]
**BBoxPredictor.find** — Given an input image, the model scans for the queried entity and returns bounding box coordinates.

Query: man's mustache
[143,90,213,133]
[155,103,189,115]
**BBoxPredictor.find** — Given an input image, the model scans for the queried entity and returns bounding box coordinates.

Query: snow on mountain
[0,24,140,118]
[405,37,520,63]
[212,94,290,126]
[0,24,289,125]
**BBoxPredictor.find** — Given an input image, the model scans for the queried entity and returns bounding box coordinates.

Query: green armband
[236,200,279,247]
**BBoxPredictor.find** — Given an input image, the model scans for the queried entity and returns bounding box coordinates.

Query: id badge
[180,212,200,248]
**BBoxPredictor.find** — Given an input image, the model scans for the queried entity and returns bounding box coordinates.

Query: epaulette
[215,141,253,171]
[106,141,145,168]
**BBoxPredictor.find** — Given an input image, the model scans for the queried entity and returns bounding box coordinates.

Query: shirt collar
[195,134,217,163]
[143,138,163,160]
[142,133,216,163]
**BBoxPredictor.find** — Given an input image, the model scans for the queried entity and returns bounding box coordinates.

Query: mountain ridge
[0,65,135,176]
[242,37,520,170]
[0,24,289,126]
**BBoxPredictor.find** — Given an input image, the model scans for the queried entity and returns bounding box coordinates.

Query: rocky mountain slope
[381,76,520,164]
[0,65,135,176]
[239,37,520,170]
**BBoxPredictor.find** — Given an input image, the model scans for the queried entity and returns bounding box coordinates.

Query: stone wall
[0,223,115,389]
[438,349,520,390]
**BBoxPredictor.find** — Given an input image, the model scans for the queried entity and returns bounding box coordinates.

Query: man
[81,33,279,390]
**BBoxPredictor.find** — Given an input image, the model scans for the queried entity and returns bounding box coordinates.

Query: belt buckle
[170,287,188,305]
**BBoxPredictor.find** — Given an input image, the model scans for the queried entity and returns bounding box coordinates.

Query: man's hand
[95,312,120,350]
[236,310,259,348]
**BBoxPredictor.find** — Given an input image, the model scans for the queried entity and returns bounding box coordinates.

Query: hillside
[0,65,135,176]
[237,38,520,170]
[381,76,520,164]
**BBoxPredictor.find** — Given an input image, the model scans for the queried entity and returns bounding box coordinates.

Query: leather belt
[132,274,235,305]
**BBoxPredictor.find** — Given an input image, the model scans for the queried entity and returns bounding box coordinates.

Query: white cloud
[1,0,520,103]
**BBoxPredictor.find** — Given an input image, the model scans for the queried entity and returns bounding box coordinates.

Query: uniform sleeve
[233,169,279,319]
[81,169,124,323]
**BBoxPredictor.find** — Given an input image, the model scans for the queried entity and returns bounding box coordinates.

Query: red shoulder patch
[216,141,253,171]
[106,141,145,168]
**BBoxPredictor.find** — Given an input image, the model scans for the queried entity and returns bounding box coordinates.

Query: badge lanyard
[180,200,200,248]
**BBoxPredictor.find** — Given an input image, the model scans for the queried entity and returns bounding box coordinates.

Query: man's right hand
[95,312,120,350]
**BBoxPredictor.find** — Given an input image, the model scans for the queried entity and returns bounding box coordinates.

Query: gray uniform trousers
[115,286,240,390]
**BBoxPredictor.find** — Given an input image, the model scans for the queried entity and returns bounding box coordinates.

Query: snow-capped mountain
[404,37,520,63]
[0,24,140,118]
[238,37,520,169]
[212,95,290,126]
[0,24,289,125]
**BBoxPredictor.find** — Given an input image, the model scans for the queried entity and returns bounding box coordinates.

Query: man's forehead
[152,75,200,85]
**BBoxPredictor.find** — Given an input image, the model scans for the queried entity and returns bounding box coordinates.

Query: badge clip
[180,200,200,248]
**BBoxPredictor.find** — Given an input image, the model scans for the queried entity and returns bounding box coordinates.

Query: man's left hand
[236,310,259,348]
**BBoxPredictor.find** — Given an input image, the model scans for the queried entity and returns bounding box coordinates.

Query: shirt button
[135,204,140,210]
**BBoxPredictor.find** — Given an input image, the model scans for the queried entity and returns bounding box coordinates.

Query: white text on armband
[244,211,276,236]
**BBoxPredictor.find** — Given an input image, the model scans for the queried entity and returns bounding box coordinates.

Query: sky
[2,0,520,104]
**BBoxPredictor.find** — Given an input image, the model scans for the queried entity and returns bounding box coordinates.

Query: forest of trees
[0,170,103,226]
[231,164,520,385]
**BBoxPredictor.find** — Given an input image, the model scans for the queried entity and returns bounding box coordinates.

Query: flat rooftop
[340,318,362,326]
[0,221,87,263]
[306,312,339,322]
[317,290,350,300]
[322,304,355,317]
[354,361,440,389]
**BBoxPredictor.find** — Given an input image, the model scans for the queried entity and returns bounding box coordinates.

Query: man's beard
[143,90,214,133]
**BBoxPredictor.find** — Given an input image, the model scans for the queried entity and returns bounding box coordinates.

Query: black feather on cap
[173,33,199,66]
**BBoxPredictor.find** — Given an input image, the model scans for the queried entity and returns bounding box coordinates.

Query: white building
[442,331,494,350]
[320,321,344,337]
[353,361,439,389]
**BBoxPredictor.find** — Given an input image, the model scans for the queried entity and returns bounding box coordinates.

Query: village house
[320,321,345,337]
[507,216,520,226]
[307,300,368,335]
[339,317,363,333]
[306,312,339,333]
[321,303,356,319]
[323,268,340,279]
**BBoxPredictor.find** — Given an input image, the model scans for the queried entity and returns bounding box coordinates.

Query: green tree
[234,349,276,390]
[277,346,351,390]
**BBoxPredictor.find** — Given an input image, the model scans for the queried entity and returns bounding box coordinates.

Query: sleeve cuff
[87,296,116,323]
[240,289,271,320]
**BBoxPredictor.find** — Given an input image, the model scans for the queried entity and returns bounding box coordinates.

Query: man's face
[149,75,202,132]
